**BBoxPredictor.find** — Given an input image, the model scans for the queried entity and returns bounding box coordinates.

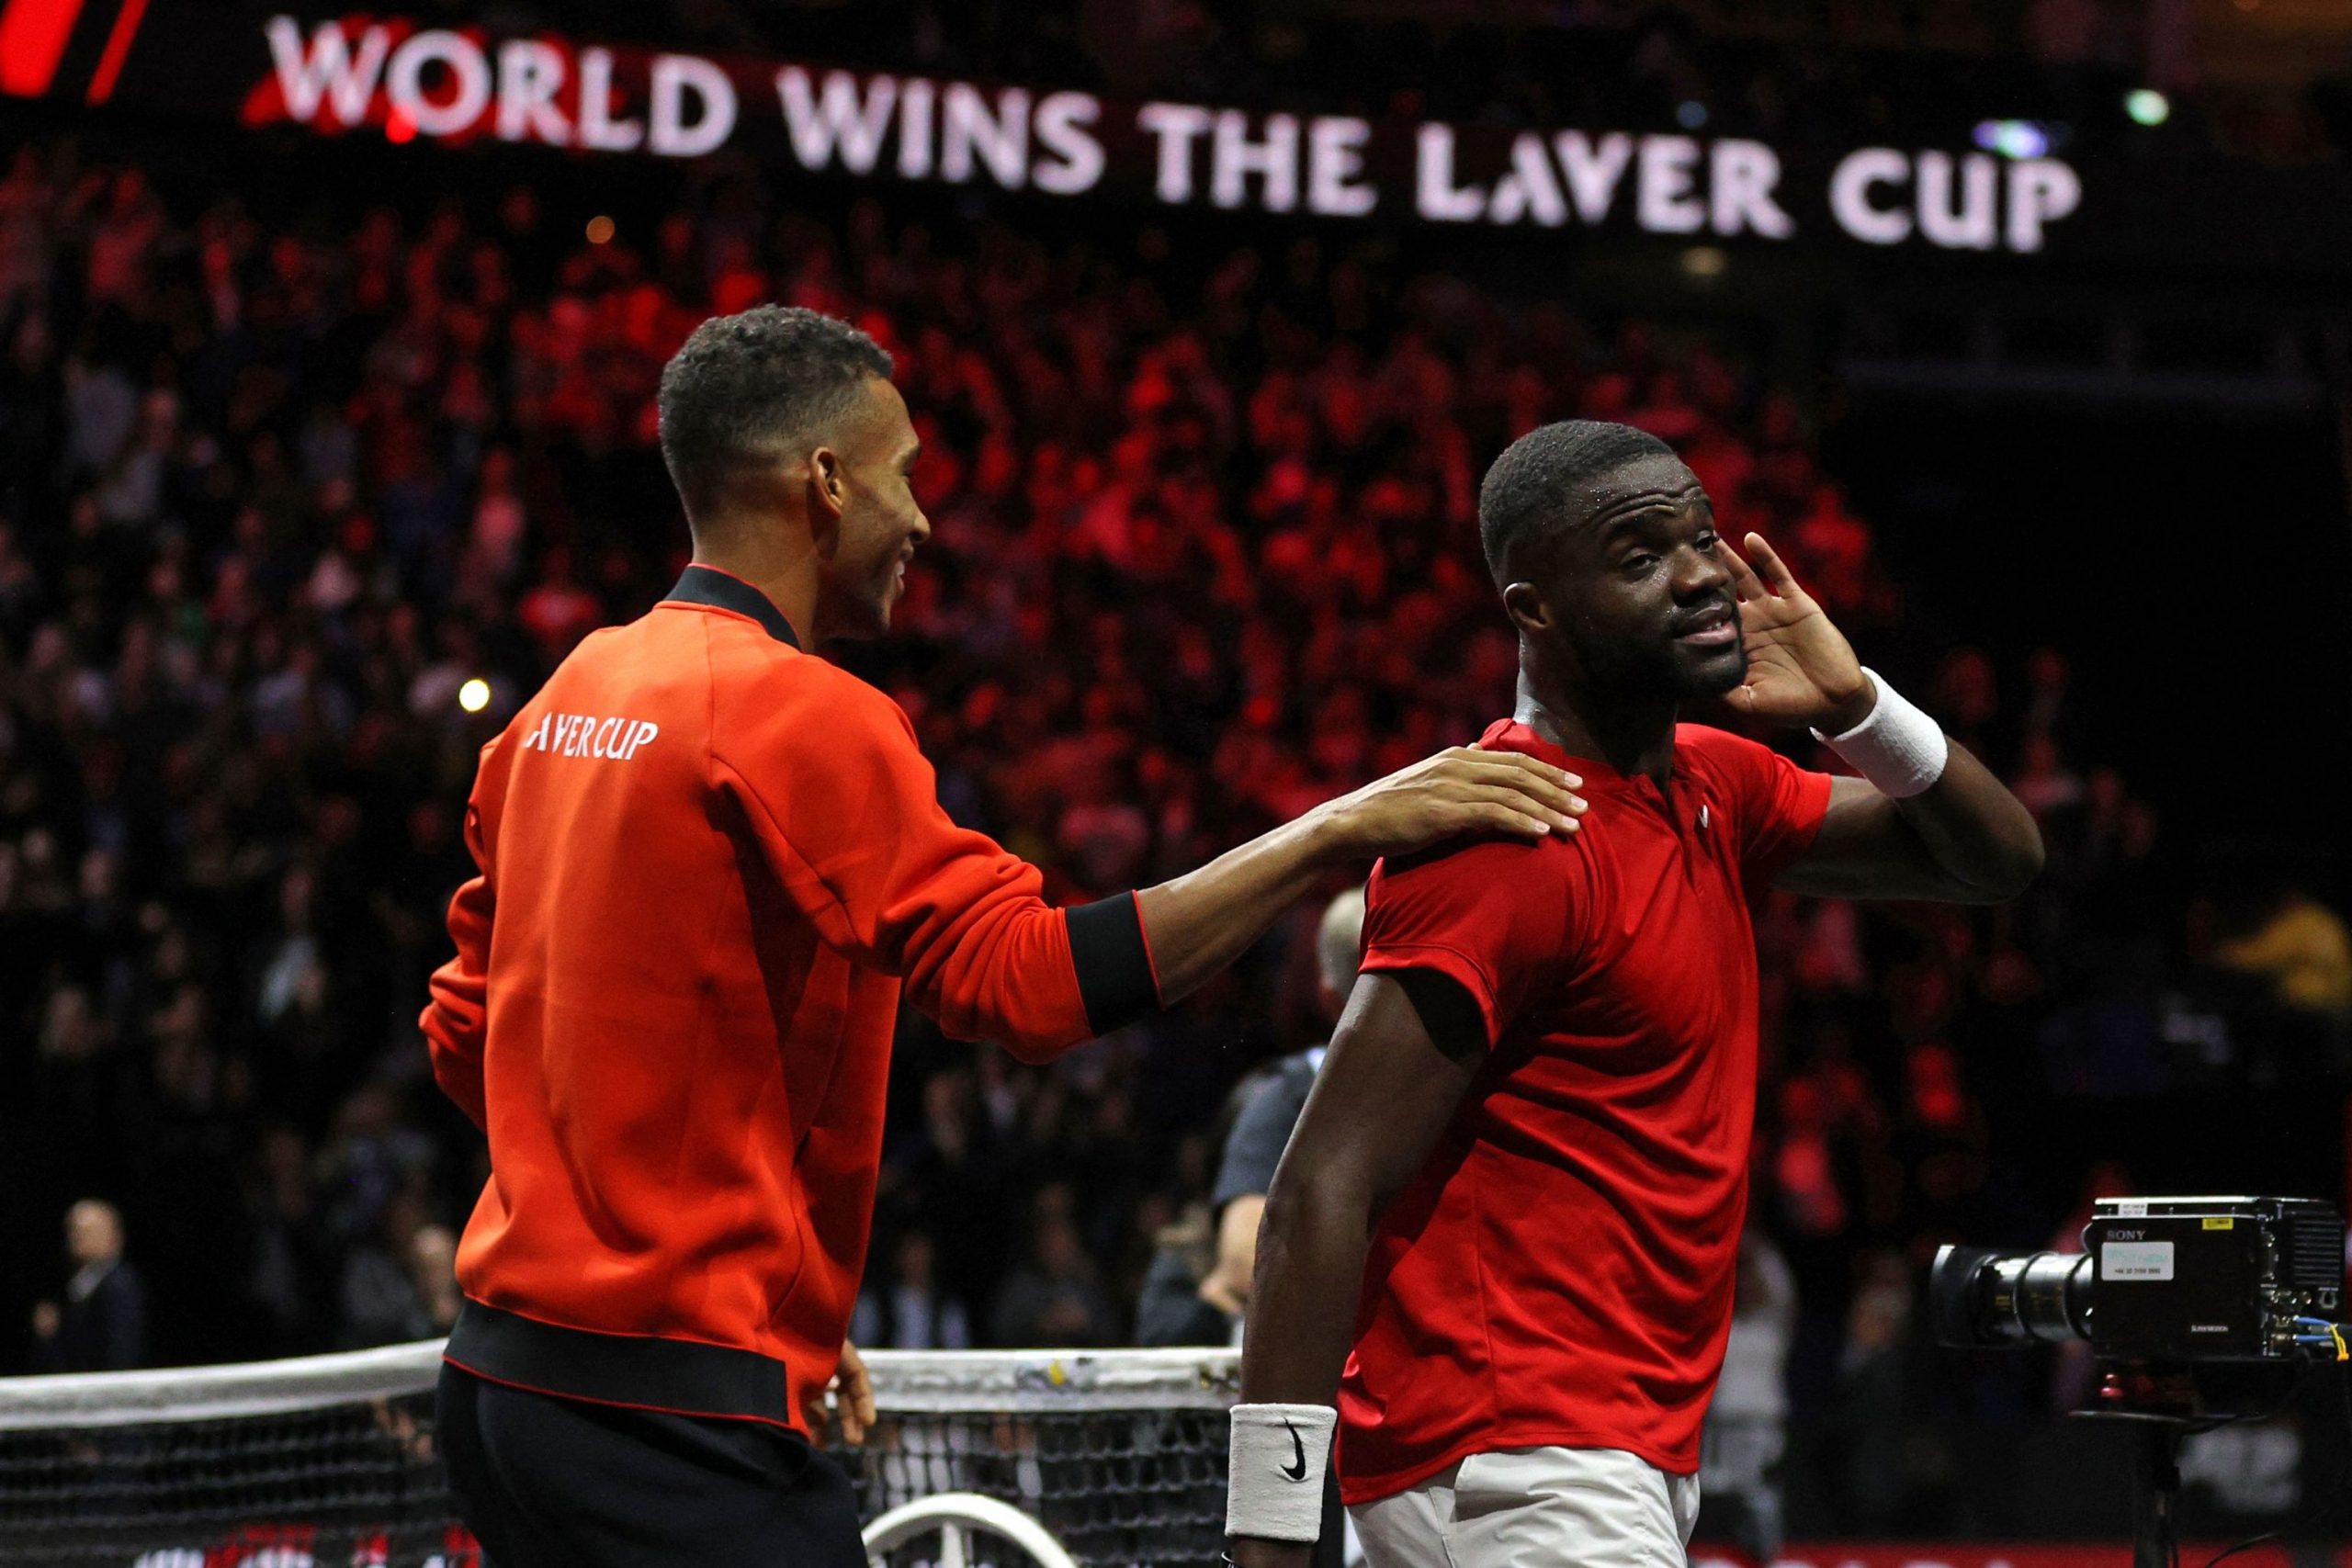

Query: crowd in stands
[3,125,2347,1520]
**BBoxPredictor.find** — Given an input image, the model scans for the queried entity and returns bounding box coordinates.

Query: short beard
[1675,643,1749,701]
[1570,625,1747,704]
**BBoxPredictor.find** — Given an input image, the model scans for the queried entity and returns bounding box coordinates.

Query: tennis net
[0,1341,1238,1567]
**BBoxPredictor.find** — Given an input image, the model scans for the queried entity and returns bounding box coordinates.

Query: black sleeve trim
[1067,892,1160,1035]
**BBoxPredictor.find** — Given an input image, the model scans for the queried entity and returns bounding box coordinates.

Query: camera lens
[1931,1245,2093,1347]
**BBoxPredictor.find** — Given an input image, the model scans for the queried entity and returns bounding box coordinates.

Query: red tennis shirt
[420,567,1159,1432]
[1337,718,1831,1500]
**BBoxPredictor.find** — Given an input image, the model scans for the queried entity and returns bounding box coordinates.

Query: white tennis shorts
[1351,1446,1701,1568]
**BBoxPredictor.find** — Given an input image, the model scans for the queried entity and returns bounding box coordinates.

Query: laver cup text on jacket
[519,712,662,760]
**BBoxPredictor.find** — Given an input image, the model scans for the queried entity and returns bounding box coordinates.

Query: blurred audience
[1136,886,1366,1348]
[989,1194,1117,1349]
[0,138,2342,1540]
[852,1231,973,1352]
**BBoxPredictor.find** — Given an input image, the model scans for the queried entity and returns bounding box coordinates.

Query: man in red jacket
[420,306,1586,1568]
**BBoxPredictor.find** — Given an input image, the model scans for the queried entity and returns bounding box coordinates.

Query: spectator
[29,1199,146,1372]
[852,1231,973,1351]
[2212,879,2352,1024]
[1828,1251,1929,1531]
[336,1191,435,1349]
[1701,1226,1798,1562]
[886,1067,1009,1316]
[989,1209,1116,1348]
[407,1223,462,1338]
[241,1125,334,1356]
[1135,886,1367,1347]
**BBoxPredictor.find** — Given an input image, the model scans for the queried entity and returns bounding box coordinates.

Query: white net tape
[0,1342,447,1432]
[0,1342,1240,1567]
[0,1343,1238,1428]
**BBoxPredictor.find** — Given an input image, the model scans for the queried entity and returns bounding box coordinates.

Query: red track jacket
[421,567,1159,1429]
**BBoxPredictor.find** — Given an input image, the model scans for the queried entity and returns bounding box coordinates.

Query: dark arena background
[4,2,2352,1565]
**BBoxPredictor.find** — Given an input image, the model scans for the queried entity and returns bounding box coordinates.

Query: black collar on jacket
[664,565,803,649]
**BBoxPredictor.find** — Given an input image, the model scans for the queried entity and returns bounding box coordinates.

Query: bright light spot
[1973,118,2051,159]
[1679,245,1727,281]
[458,679,492,714]
[585,215,616,245]
[1676,101,1709,130]
[2125,88,2170,127]
[385,109,416,144]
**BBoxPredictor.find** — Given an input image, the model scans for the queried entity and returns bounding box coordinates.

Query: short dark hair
[657,306,894,513]
[1478,421,1677,585]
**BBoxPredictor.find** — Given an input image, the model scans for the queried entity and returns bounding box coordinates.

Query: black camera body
[2083,1196,2342,1360]
[1931,1195,2344,1360]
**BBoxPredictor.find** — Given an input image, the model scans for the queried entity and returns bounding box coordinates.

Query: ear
[809,446,848,520]
[1500,581,1553,638]
[807,446,847,556]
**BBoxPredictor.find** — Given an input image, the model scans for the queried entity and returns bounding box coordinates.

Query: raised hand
[1314,747,1585,858]
[1720,532,1874,732]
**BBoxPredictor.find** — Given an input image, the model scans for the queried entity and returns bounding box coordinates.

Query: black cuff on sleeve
[1068,892,1160,1035]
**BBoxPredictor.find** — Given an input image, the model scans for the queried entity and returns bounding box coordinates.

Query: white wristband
[1810,667,1948,799]
[1227,1403,1336,1542]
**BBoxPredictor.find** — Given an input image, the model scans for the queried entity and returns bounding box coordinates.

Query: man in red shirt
[1228,422,2042,1567]
[421,307,1587,1568]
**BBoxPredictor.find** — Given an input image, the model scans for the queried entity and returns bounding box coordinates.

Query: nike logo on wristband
[1280,1420,1308,1482]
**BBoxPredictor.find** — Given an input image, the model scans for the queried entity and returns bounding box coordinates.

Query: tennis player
[418,306,1587,1568]
[1227,422,2043,1567]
